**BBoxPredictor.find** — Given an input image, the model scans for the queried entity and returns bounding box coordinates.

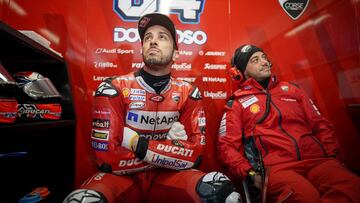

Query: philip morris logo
[279,0,309,20]
[114,0,206,24]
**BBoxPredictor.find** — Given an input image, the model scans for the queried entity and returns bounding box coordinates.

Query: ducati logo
[279,0,310,20]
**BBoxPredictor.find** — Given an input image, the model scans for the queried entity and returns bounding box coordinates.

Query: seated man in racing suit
[64,13,240,203]
[217,44,360,202]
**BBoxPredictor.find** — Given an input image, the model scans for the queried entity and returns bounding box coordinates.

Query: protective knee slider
[63,189,108,203]
[196,172,240,203]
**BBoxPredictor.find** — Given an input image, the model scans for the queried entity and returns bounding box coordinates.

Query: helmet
[13,71,62,120]
[0,64,18,123]
[13,71,62,102]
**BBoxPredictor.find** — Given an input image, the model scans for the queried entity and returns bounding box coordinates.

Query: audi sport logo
[114,27,207,45]
[279,0,309,20]
[113,0,205,23]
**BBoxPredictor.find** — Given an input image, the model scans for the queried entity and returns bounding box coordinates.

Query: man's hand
[122,127,139,151]
[167,122,188,141]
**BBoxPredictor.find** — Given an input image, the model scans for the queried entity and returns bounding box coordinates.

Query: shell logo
[250,104,260,114]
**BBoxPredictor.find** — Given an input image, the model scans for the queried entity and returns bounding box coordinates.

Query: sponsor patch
[147,152,191,170]
[281,85,289,91]
[240,95,258,109]
[280,97,297,102]
[92,119,110,129]
[250,104,260,114]
[122,88,130,97]
[200,135,206,145]
[95,82,118,97]
[131,88,146,95]
[130,95,146,101]
[279,0,310,20]
[156,143,194,157]
[91,129,109,141]
[129,102,145,109]
[91,140,109,151]
[190,87,202,100]
[150,95,164,102]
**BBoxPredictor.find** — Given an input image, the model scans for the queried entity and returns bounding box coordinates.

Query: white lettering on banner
[113,0,205,23]
[132,62,145,69]
[119,158,142,167]
[176,77,196,83]
[156,143,194,157]
[202,77,227,83]
[95,48,134,54]
[179,50,193,56]
[177,30,207,45]
[172,63,192,71]
[94,62,118,68]
[126,110,180,130]
[204,91,227,99]
[114,28,207,45]
[204,63,227,70]
[204,51,226,56]
[93,76,109,81]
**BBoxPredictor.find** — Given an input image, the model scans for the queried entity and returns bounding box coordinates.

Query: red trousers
[266,158,360,203]
[81,169,205,203]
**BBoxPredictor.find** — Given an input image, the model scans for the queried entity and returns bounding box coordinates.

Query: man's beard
[143,51,173,71]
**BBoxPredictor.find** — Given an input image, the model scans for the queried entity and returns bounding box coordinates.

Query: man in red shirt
[218,44,360,202]
[64,13,240,203]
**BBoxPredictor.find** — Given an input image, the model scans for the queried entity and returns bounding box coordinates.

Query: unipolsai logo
[113,0,206,24]
[279,0,310,20]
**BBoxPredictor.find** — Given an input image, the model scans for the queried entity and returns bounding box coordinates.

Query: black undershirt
[258,77,270,90]
[139,68,170,94]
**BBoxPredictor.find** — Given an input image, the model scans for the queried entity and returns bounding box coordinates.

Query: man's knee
[196,171,240,203]
[63,189,108,203]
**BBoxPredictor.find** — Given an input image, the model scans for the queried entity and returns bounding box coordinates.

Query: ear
[172,50,179,62]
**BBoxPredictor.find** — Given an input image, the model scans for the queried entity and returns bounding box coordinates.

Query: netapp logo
[126,111,180,130]
[114,28,207,45]
[204,63,227,70]
[204,91,227,99]
[202,77,227,83]
[172,63,192,71]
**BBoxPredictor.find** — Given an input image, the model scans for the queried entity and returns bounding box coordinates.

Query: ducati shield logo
[279,0,310,20]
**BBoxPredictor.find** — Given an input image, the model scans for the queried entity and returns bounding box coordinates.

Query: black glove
[246,169,263,202]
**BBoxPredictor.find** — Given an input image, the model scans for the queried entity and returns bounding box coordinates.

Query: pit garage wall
[1,0,360,187]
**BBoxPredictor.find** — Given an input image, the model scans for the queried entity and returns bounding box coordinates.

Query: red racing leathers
[218,75,338,177]
[92,71,205,174]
